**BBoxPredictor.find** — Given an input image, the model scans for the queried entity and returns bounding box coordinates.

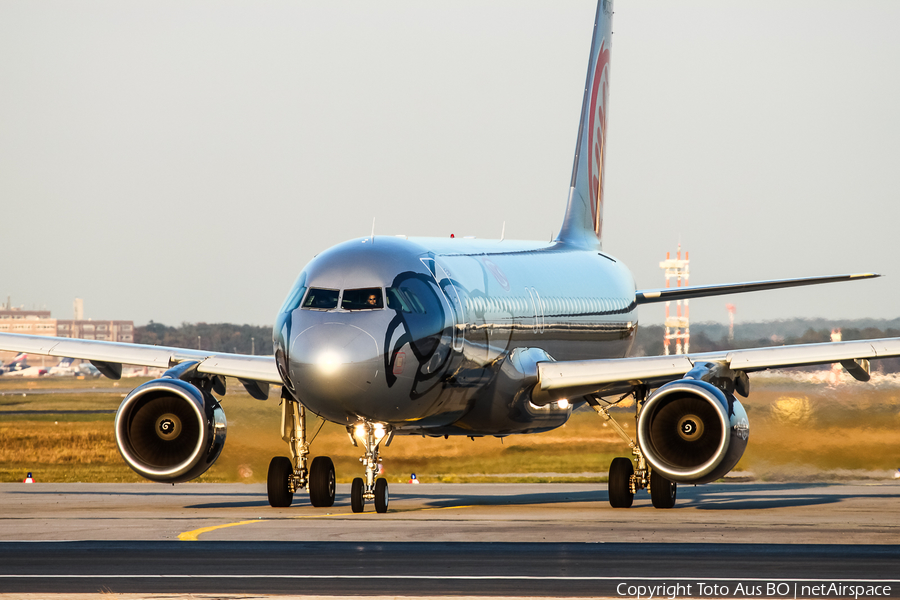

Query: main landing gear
[348,421,392,513]
[589,391,677,510]
[267,392,336,508]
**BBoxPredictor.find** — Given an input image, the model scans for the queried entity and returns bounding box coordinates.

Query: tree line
[135,322,273,355]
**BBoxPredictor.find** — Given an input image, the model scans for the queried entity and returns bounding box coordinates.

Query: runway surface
[2,481,898,543]
[0,541,897,597]
[0,482,898,597]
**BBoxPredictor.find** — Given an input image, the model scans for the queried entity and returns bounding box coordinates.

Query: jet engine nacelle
[115,378,227,483]
[637,379,749,484]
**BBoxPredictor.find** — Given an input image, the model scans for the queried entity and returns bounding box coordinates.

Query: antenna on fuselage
[500,221,506,241]
[370,218,376,243]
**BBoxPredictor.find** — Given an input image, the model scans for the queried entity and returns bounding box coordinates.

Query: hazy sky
[2,1,899,328]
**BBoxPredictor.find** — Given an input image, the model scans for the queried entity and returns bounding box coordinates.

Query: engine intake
[115,378,227,483]
[637,379,749,484]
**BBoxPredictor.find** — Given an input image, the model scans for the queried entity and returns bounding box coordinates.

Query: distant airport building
[56,320,134,342]
[0,299,133,363]
[0,308,57,336]
[0,306,59,365]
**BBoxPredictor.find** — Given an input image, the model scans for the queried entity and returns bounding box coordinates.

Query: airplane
[2,0,899,513]
[47,357,77,376]
[74,362,102,378]
[0,355,75,377]
[0,352,29,375]
[45,358,102,378]
[2,365,49,377]
[1,358,49,378]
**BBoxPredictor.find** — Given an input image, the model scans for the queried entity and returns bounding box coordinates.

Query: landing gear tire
[608,457,634,508]
[650,469,677,509]
[374,477,389,513]
[309,456,336,508]
[267,456,294,508]
[350,477,365,513]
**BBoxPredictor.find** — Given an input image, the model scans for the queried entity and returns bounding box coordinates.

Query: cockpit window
[302,288,339,310]
[386,281,430,314]
[341,288,384,310]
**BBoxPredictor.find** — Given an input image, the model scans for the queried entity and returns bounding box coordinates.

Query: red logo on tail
[587,39,610,237]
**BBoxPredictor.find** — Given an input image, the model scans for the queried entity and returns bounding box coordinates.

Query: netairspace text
[616,582,893,600]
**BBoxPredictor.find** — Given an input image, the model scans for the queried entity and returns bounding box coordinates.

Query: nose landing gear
[267,391,336,508]
[349,421,391,513]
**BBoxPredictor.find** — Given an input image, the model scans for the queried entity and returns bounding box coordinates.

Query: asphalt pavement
[0,482,897,597]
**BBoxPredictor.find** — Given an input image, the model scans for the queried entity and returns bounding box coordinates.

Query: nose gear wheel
[374,477,389,513]
[350,478,365,513]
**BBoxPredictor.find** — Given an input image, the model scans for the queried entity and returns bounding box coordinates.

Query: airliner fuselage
[274,236,637,435]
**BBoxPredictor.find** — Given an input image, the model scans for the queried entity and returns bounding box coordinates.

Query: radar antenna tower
[660,246,690,355]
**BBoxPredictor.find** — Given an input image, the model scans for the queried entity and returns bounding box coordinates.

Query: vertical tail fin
[557,0,613,249]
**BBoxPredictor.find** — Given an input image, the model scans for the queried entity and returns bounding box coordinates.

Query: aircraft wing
[635,273,879,304]
[0,332,280,384]
[534,337,900,403]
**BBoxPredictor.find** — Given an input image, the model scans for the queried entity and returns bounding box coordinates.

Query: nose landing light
[353,422,387,446]
[316,351,344,375]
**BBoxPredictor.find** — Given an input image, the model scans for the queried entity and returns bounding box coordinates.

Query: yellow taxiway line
[178,504,473,541]
[178,519,269,541]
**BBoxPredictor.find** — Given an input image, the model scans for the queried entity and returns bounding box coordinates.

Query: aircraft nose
[289,323,381,402]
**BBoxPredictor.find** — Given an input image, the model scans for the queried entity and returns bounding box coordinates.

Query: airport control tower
[660,246,689,355]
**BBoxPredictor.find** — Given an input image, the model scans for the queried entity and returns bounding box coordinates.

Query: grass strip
[1,381,898,483]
